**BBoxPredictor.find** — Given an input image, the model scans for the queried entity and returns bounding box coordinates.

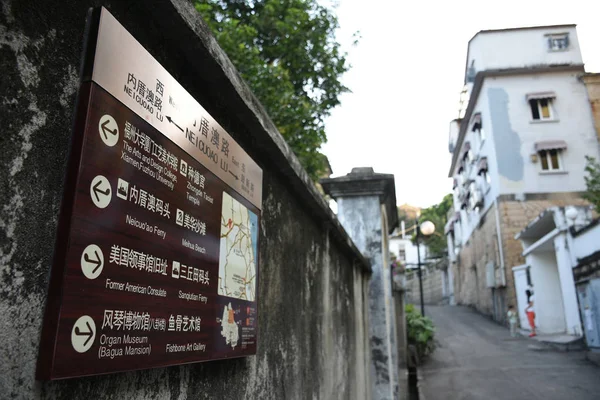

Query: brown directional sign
[36,7,261,380]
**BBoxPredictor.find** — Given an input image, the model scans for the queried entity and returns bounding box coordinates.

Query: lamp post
[416,219,435,316]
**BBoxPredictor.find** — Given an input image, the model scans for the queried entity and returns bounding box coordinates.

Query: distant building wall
[389,236,427,268]
[487,72,599,196]
[451,202,501,318]
[582,73,600,143]
[450,195,590,322]
[467,26,582,73]
[405,265,446,305]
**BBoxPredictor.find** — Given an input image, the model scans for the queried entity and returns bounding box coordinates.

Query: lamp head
[420,220,435,236]
[565,207,578,222]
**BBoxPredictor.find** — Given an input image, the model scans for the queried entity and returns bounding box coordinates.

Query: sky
[321,0,600,208]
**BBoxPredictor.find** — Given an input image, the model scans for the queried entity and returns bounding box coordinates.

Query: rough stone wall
[582,74,600,142]
[0,1,371,399]
[451,203,501,317]
[405,266,445,305]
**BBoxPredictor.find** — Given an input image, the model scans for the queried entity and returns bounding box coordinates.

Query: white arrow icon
[81,244,104,279]
[71,315,96,353]
[90,175,112,209]
[98,114,119,147]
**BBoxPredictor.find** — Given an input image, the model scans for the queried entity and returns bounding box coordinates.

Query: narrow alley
[420,306,600,400]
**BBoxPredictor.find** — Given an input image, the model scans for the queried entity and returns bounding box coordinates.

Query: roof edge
[463,24,578,85]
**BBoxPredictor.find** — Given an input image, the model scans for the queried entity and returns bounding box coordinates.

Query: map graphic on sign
[221,303,239,349]
[218,192,258,301]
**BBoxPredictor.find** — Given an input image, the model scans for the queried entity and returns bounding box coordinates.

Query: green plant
[405,304,436,361]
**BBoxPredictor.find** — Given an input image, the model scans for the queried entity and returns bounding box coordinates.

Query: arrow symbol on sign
[75,321,94,347]
[100,119,117,140]
[84,250,103,273]
[166,116,184,132]
[228,171,239,180]
[92,180,110,202]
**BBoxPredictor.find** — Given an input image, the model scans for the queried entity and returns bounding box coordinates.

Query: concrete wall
[572,222,600,260]
[0,1,373,399]
[467,26,582,73]
[554,232,583,335]
[488,73,600,195]
[528,251,567,334]
[582,73,600,142]
[405,265,446,306]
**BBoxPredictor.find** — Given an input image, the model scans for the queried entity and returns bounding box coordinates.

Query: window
[461,142,473,164]
[398,249,406,261]
[481,171,491,190]
[529,98,554,120]
[468,182,483,210]
[535,140,567,172]
[476,157,490,190]
[466,150,475,164]
[471,113,485,146]
[539,149,562,171]
[547,34,569,51]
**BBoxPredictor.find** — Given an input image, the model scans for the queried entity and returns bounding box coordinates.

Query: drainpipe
[494,199,507,286]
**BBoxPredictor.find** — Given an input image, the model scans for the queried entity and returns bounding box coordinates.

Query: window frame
[470,113,485,149]
[529,97,556,122]
[547,33,569,52]
[538,148,563,172]
[398,249,406,262]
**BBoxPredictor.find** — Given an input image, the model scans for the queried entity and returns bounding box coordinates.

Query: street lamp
[416,219,435,316]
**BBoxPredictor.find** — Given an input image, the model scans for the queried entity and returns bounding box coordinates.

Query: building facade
[444,24,600,324]
[515,206,592,336]
[389,229,428,270]
[582,73,600,141]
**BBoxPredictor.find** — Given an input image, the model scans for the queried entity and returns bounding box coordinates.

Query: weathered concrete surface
[420,306,600,400]
[337,196,396,400]
[0,1,371,399]
[405,266,446,306]
[582,73,600,143]
[322,168,399,400]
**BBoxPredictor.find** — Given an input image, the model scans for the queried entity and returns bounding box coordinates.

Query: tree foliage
[412,193,453,258]
[583,156,600,210]
[194,0,350,180]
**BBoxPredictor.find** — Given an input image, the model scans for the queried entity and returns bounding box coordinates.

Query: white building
[444,24,599,322]
[391,223,455,304]
[515,206,592,336]
[389,222,428,270]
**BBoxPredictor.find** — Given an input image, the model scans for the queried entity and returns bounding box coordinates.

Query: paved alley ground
[419,306,600,400]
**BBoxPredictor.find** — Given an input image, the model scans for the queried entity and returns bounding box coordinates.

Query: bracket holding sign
[36,7,261,380]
